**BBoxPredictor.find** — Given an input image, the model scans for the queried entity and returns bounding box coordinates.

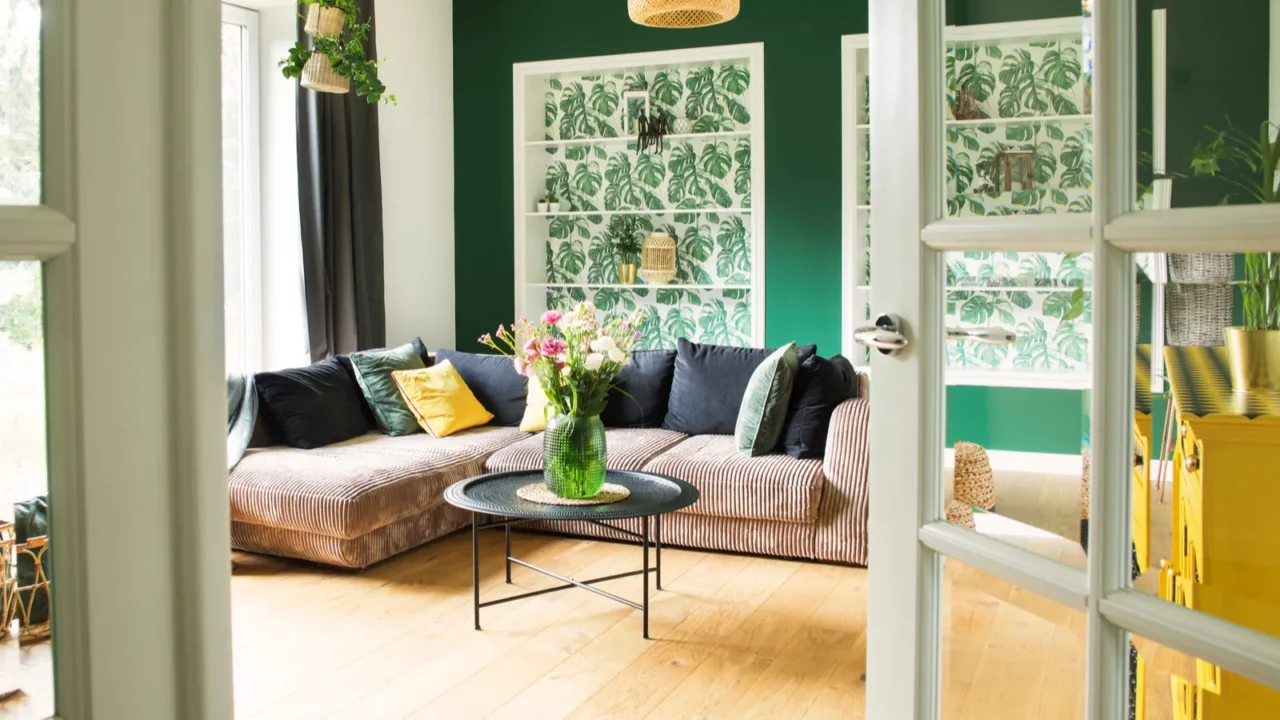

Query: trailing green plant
[1182,119,1280,330]
[280,0,395,104]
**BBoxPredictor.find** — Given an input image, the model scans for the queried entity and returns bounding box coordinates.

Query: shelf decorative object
[280,0,395,104]
[480,305,644,499]
[640,231,677,285]
[627,0,739,28]
[609,216,644,285]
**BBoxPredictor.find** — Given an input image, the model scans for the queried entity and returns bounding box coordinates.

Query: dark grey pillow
[434,349,527,426]
[255,357,371,449]
[780,354,859,459]
[662,339,816,435]
[601,349,677,428]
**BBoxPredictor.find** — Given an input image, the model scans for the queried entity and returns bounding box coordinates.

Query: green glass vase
[542,412,607,498]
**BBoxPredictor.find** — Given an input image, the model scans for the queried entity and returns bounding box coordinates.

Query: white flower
[607,347,625,364]
[590,336,617,353]
[561,365,573,376]
[584,353,605,371]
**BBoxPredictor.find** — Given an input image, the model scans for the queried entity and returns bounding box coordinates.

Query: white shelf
[526,208,751,217]
[946,284,1092,292]
[525,130,751,148]
[856,204,871,211]
[533,283,752,290]
[946,114,1092,128]
[855,124,871,130]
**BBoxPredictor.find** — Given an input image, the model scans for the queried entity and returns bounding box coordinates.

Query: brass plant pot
[1224,327,1280,392]
[616,263,638,285]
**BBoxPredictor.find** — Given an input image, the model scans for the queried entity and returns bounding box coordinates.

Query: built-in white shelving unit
[513,44,765,349]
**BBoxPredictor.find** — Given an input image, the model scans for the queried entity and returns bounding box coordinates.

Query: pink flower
[541,337,568,357]
[523,337,539,355]
[541,310,563,326]
[478,333,492,344]
[514,357,528,376]
[497,323,506,336]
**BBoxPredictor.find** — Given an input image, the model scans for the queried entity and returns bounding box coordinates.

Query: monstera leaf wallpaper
[855,34,1095,376]
[536,62,756,350]
[944,37,1093,218]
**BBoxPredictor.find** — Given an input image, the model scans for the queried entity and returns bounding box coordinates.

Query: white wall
[377,0,456,350]
[257,5,310,370]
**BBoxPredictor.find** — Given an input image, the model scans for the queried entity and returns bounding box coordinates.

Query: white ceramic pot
[536,202,550,213]
[548,202,561,213]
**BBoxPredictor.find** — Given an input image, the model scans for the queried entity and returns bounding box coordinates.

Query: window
[222,5,261,373]
[0,0,40,204]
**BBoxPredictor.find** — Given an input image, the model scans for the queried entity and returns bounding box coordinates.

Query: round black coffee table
[444,470,699,639]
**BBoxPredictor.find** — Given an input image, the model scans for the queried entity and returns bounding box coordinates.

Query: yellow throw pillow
[391,361,493,437]
[520,380,550,432]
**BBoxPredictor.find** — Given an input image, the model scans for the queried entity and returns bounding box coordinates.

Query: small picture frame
[622,90,651,136]
[999,151,1035,192]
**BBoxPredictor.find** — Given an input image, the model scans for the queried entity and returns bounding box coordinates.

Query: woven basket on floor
[953,441,995,511]
[946,500,975,530]
[627,0,740,28]
[304,4,346,39]
[301,53,349,94]
[1166,283,1233,347]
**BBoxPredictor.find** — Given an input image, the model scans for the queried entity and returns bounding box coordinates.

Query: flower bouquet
[480,302,645,498]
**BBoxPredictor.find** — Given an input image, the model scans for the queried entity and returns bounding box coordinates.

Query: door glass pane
[0,0,41,205]
[944,248,1092,562]
[221,19,248,373]
[1129,632,1280,719]
[1134,2,1275,212]
[1130,252,1280,644]
[944,557,1084,717]
[0,260,53,718]
[945,1,1093,219]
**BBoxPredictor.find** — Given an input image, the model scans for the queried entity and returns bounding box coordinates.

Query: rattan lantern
[304,4,346,39]
[953,441,995,511]
[627,0,739,28]
[640,231,677,285]
[301,53,350,94]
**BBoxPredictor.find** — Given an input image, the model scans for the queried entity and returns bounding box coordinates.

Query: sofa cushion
[642,434,824,524]
[229,426,527,539]
[600,349,677,428]
[780,354,859,459]
[254,358,371,449]
[485,428,688,473]
[662,339,816,436]
[735,343,800,457]
[434,349,527,427]
[350,344,427,436]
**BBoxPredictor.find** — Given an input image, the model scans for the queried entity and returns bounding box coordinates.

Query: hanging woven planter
[301,53,349,94]
[640,231,677,285]
[627,0,739,28]
[304,5,346,39]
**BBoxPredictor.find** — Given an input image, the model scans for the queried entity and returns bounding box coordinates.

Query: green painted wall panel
[946,386,1084,454]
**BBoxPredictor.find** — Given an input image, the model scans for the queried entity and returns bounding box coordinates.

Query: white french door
[866,0,1280,718]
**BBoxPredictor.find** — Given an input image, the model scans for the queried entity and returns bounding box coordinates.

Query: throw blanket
[227,373,258,470]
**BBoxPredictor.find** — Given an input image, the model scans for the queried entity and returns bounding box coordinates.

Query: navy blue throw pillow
[434,349,527,427]
[255,357,371,449]
[780,354,859,459]
[601,349,677,428]
[661,339,816,436]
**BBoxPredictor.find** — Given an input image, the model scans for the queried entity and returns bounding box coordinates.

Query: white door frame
[866,1,1280,718]
[0,0,232,717]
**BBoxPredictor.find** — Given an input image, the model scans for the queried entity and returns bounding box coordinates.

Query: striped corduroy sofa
[228,375,870,569]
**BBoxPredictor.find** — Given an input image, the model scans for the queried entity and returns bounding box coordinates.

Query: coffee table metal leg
[504,522,512,584]
[472,512,481,630]
[656,513,662,591]
[642,515,650,639]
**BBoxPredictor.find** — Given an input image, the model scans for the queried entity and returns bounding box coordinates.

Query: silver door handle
[854,314,907,355]
[946,326,1017,345]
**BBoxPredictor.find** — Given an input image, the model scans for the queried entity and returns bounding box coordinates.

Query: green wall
[452,0,865,355]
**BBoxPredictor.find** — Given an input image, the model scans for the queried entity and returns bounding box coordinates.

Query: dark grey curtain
[297,0,386,362]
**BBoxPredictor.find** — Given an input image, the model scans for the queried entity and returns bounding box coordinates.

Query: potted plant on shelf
[545,191,561,213]
[480,304,646,498]
[280,0,395,104]
[608,216,643,285]
[1184,119,1280,391]
[536,194,550,213]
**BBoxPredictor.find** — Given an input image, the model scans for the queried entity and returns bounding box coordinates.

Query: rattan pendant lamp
[628,0,739,28]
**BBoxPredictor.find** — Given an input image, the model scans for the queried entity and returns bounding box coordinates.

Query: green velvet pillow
[350,343,426,436]
[735,342,800,457]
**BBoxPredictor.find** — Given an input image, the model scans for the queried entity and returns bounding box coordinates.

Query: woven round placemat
[516,482,631,506]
